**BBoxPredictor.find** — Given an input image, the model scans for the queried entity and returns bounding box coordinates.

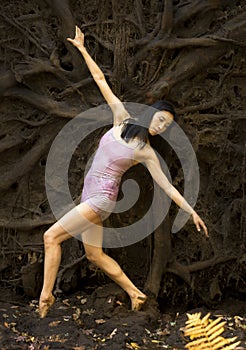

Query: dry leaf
[58,306,68,310]
[49,320,61,327]
[82,308,95,315]
[157,328,170,336]
[72,308,81,321]
[108,328,117,339]
[95,319,106,324]
[126,343,140,349]
[82,329,94,336]
[47,334,66,343]
[62,299,70,306]
[63,316,71,321]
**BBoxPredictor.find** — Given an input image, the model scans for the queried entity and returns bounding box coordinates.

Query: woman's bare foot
[131,293,147,311]
[39,295,55,318]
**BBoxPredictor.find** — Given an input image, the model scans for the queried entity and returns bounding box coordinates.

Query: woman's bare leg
[39,203,102,318]
[39,202,146,317]
[82,226,147,310]
[39,222,70,317]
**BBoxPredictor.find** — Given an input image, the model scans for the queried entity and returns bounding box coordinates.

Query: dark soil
[0,284,245,350]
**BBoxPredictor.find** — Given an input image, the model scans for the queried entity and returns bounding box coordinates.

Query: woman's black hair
[120,100,177,148]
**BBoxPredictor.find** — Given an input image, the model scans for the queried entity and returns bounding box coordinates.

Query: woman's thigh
[48,203,102,244]
[82,223,103,249]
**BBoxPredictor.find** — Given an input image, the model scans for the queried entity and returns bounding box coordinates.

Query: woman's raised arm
[67,26,130,125]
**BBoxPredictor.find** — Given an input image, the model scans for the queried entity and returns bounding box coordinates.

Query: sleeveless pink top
[81,127,135,220]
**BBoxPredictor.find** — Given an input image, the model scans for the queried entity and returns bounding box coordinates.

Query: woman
[39,26,208,318]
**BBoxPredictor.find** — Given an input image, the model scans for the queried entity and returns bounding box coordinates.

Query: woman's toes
[39,295,55,318]
[131,295,147,311]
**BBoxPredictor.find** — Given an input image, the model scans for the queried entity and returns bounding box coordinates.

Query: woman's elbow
[94,74,105,82]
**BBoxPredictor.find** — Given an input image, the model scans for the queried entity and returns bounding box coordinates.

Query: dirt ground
[0,284,245,350]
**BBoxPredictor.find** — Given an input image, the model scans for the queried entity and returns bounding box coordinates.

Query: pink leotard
[81,127,135,220]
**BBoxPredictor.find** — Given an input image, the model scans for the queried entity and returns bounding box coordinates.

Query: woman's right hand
[192,211,209,237]
[67,26,85,49]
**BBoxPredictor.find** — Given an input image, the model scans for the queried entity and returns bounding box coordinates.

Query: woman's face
[148,110,174,136]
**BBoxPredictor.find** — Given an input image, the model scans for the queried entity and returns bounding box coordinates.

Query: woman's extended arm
[67,26,130,125]
[136,145,209,236]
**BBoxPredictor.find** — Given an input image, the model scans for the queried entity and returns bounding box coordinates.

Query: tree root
[0,10,49,55]
[4,87,81,118]
[177,96,224,114]
[149,12,246,99]
[0,215,55,230]
[54,254,86,295]
[0,134,24,153]
[159,0,173,37]
[174,0,220,27]
[0,121,62,191]
[166,255,238,282]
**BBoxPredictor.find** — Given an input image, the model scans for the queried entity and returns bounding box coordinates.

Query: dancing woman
[39,26,208,318]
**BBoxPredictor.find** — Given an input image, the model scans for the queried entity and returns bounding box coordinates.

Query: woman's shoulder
[133,142,155,162]
[112,125,140,149]
[112,124,124,139]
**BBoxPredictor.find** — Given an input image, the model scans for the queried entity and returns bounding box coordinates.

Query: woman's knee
[85,248,104,265]
[43,221,71,246]
[43,228,58,246]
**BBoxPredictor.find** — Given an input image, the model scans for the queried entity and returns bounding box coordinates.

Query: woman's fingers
[202,222,209,237]
[75,26,81,38]
[67,26,84,46]
[75,26,84,39]
[196,220,201,232]
[193,213,209,237]
[76,25,80,36]
[197,218,209,237]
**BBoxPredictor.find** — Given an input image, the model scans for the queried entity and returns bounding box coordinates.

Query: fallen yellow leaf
[95,319,106,324]
[48,320,61,327]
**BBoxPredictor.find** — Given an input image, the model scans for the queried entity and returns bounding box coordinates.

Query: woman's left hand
[192,212,209,237]
[67,26,85,49]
